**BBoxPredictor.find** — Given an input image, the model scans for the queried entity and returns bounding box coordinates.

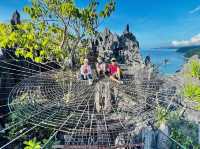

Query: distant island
[155,45,200,58]
[176,45,200,58]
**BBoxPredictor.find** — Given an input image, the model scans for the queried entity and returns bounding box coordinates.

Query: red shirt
[108,64,118,75]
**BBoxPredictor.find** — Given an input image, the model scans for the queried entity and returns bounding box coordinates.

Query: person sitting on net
[96,57,106,79]
[108,58,123,84]
[80,58,93,84]
[144,55,151,67]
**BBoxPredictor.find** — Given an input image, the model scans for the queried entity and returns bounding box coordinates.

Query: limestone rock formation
[11,10,21,25]
[90,24,142,66]
[10,10,21,31]
[95,81,112,113]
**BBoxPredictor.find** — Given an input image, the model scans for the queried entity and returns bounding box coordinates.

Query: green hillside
[177,46,200,58]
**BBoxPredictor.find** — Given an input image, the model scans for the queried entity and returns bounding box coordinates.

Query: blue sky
[1,0,200,48]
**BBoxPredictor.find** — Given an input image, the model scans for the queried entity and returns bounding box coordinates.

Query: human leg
[88,74,93,85]
[80,74,85,80]
[88,74,93,80]
[116,68,122,80]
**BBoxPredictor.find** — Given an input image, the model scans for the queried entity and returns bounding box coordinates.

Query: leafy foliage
[5,113,27,141]
[5,111,55,148]
[175,52,200,147]
[189,60,200,79]
[181,60,200,109]
[155,106,169,127]
[170,128,192,148]
[0,0,116,68]
[167,112,200,148]
[24,137,41,149]
[170,124,200,149]
[23,137,60,149]
[155,106,183,127]
[183,84,200,102]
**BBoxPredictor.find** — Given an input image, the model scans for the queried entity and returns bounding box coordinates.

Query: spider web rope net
[0,59,189,148]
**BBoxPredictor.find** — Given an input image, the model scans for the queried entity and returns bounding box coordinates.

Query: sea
[141,49,185,75]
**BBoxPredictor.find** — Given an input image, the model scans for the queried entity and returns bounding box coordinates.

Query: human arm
[88,65,92,75]
[80,65,84,75]
[96,63,100,72]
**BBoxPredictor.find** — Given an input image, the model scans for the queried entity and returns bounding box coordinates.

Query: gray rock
[95,81,112,113]
[90,24,142,66]
[10,10,21,26]
[157,123,169,149]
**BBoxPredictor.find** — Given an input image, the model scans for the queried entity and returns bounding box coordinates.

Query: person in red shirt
[108,58,123,84]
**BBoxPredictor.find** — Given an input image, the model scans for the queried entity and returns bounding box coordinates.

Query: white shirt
[96,62,106,72]
[80,64,92,75]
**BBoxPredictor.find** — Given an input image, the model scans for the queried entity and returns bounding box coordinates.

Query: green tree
[0,0,116,68]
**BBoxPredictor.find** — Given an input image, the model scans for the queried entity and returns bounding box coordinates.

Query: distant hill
[176,45,200,58]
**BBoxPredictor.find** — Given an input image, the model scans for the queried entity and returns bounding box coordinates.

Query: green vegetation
[189,60,200,78]
[170,126,200,149]
[185,48,200,58]
[154,106,200,148]
[155,106,169,127]
[183,84,200,102]
[182,60,200,110]
[24,138,41,149]
[170,59,200,148]
[177,46,200,58]
[169,118,200,149]
[153,58,200,146]
[0,0,116,68]
[23,137,59,149]
[4,112,57,148]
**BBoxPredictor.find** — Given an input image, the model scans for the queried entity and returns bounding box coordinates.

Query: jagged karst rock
[10,10,21,31]
[90,24,142,66]
[10,10,21,25]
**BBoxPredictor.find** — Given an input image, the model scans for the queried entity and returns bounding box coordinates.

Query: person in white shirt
[96,57,106,79]
[80,59,92,81]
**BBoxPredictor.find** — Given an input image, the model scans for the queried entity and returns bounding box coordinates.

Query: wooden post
[95,81,112,113]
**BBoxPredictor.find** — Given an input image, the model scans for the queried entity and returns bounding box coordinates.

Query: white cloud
[172,33,200,47]
[189,5,200,14]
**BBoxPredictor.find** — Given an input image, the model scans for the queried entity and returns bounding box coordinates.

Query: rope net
[0,59,185,148]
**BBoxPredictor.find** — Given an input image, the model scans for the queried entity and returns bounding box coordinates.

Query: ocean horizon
[141,48,185,75]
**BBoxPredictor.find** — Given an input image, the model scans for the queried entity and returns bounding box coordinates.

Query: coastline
[141,48,185,75]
